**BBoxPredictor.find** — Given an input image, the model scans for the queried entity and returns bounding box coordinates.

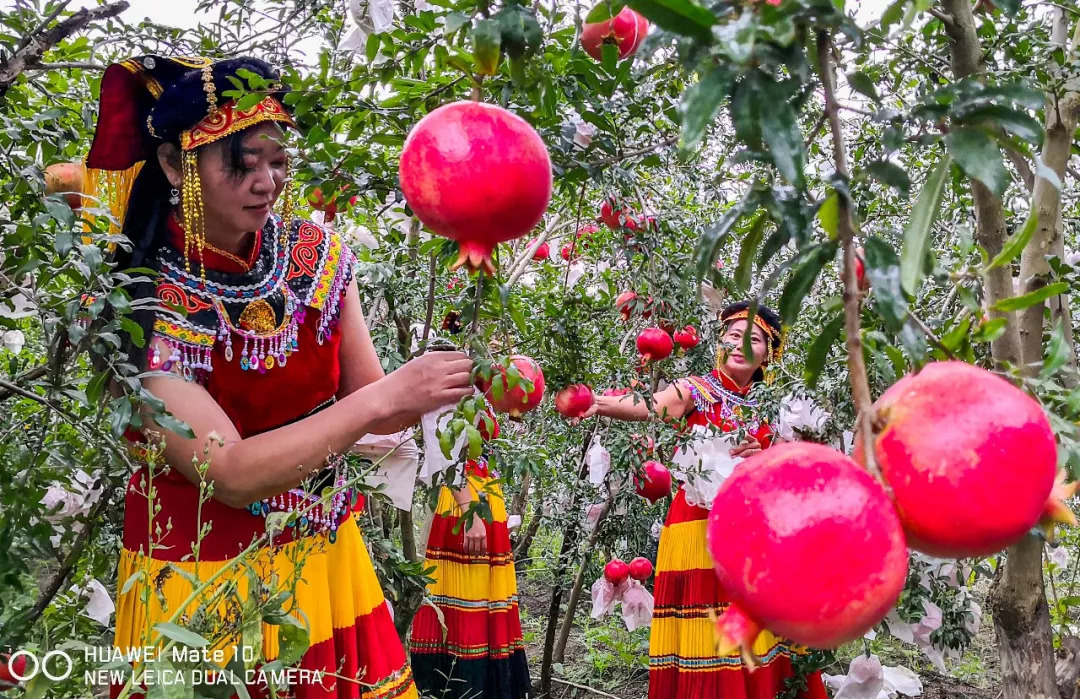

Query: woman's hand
[463,512,488,556]
[730,435,763,458]
[570,393,603,425]
[382,350,474,418]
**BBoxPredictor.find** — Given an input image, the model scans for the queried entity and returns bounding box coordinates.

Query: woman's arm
[141,338,473,509]
[583,380,695,422]
[335,278,422,434]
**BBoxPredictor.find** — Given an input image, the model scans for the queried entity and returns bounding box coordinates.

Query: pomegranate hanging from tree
[399,101,553,273]
[529,239,550,261]
[636,328,674,362]
[604,558,630,585]
[673,325,700,350]
[476,355,546,419]
[854,361,1064,558]
[581,6,649,61]
[628,557,653,581]
[44,162,85,210]
[635,460,672,502]
[708,442,908,650]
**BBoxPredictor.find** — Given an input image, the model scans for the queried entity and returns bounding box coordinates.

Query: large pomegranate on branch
[636,328,673,362]
[399,101,553,273]
[555,384,594,419]
[855,361,1064,558]
[708,442,908,651]
[581,6,649,61]
[635,460,672,502]
[476,355,546,419]
[44,162,85,210]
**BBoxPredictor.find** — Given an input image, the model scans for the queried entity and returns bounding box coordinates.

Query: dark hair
[113,130,258,369]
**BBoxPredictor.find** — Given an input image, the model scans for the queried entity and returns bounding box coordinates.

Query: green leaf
[712,11,755,64]
[990,0,1021,14]
[779,244,835,327]
[817,192,840,240]
[845,71,880,102]
[804,312,844,389]
[880,0,905,31]
[444,12,472,34]
[735,214,767,292]
[759,79,806,190]
[946,127,1010,199]
[679,67,729,154]
[625,0,715,43]
[991,281,1070,312]
[277,621,311,667]
[956,104,1043,145]
[234,92,263,111]
[586,1,626,22]
[864,236,908,332]
[154,622,209,648]
[972,317,1007,343]
[900,155,951,295]
[155,412,195,440]
[695,191,755,280]
[985,211,1037,271]
[1042,318,1070,379]
[940,317,972,353]
[472,19,502,76]
[120,570,144,596]
[863,160,911,196]
[731,78,762,150]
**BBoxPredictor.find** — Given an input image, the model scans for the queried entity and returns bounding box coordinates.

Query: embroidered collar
[166,213,263,273]
[684,370,761,430]
[149,215,355,381]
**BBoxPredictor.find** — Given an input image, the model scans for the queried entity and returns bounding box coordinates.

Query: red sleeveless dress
[112,216,417,699]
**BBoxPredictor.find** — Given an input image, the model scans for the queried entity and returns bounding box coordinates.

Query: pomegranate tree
[855,361,1061,558]
[635,460,672,502]
[708,442,908,650]
[604,558,630,585]
[581,6,649,61]
[628,557,653,581]
[555,384,594,419]
[477,355,546,419]
[399,101,553,273]
[636,327,673,362]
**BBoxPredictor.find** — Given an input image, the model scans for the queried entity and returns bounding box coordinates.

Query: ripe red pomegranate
[477,355,546,419]
[309,187,340,223]
[400,101,553,273]
[673,325,700,350]
[560,242,576,262]
[628,557,653,581]
[852,245,869,291]
[555,384,594,419]
[599,196,627,229]
[708,442,908,650]
[477,409,500,441]
[604,558,630,585]
[44,162,84,209]
[636,328,674,362]
[530,239,550,261]
[855,361,1061,558]
[615,290,637,321]
[635,460,672,503]
[581,6,649,61]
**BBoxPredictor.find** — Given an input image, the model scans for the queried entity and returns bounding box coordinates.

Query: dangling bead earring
[169,187,180,206]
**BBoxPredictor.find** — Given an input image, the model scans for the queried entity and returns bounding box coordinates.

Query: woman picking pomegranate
[581,301,828,699]
[87,55,477,698]
[409,407,532,699]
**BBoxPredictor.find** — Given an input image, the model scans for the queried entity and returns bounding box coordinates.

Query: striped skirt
[649,487,828,699]
[112,470,417,699]
[408,467,531,699]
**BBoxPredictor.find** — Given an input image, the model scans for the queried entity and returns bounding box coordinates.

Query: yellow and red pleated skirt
[649,487,828,699]
[408,461,530,699]
[111,468,417,699]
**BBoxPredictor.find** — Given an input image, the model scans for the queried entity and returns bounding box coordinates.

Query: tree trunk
[990,535,1061,699]
[513,491,544,573]
[538,429,596,698]
[939,2,1065,697]
[553,500,612,663]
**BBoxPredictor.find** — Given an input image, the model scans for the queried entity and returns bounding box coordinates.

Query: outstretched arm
[582,380,695,423]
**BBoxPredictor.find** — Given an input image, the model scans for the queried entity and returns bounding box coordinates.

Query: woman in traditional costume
[88,55,475,698]
[582,302,828,699]
[408,410,531,699]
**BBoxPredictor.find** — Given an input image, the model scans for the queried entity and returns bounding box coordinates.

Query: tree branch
[0,1,129,94]
[587,134,678,168]
[816,30,881,482]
